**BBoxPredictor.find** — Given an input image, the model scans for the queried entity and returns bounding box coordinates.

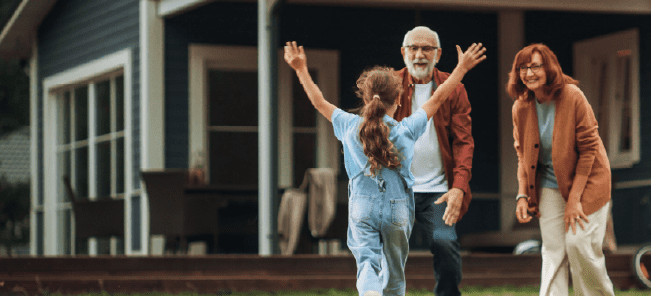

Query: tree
[0,0,29,138]
[0,177,30,255]
[0,0,31,255]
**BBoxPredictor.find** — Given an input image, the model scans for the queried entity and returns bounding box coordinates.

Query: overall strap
[349,165,410,193]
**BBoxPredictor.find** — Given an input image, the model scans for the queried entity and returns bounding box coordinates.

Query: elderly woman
[508,43,615,296]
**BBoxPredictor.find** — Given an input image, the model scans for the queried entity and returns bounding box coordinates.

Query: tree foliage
[0,59,29,137]
[0,177,30,254]
[0,0,31,255]
[0,0,29,138]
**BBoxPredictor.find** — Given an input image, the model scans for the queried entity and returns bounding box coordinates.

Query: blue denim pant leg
[348,172,413,296]
[381,173,414,296]
[415,192,462,296]
[348,190,384,295]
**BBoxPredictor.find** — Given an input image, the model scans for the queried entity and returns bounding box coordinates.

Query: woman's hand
[516,197,532,223]
[456,43,487,73]
[564,199,589,234]
[284,41,307,72]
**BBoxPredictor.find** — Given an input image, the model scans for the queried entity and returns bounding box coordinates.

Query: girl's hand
[516,197,532,223]
[456,43,487,73]
[284,41,307,71]
[564,199,589,234]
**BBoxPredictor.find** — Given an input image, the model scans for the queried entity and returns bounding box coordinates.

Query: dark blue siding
[526,11,651,244]
[163,23,190,169]
[37,0,140,191]
[36,0,140,251]
[131,195,141,249]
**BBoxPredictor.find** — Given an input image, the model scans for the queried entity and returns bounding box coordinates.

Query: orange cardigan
[512,84,611,217]
[393,67,474,221]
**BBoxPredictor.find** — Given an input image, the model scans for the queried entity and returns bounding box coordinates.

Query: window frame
[573,28,640,169]
[42,49,133,255]
[188,45,340,188]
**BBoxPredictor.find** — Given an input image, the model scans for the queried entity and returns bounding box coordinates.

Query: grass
[46,286,649,296]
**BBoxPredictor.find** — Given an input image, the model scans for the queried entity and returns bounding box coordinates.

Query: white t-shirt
[410,82,448,193]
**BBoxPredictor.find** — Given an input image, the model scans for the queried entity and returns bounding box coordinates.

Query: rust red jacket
[393,67,474,221]
[512,84,611,217]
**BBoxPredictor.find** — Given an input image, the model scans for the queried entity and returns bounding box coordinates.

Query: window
[53,74,125,255]
[573,29,640,168]
[189,45,340,188]
[43,50,133,255]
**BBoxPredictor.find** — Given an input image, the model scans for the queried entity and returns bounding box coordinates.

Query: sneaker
[363,291,381,296]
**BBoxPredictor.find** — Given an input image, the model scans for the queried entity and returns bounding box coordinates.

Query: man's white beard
[405,58,436,81]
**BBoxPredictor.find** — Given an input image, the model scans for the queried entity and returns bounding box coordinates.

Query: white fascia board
[157,0,214,17]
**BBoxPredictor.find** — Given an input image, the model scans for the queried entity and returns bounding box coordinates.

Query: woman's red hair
[506,43,578,101]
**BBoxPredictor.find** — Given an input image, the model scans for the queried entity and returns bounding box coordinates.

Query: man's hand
[435,188,464,226]
[284,41,307,72]
[516,197,532,223]
[456,43,487,73]
[564,199,589,234]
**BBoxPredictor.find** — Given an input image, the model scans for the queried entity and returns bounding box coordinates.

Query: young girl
[284,41,486,296]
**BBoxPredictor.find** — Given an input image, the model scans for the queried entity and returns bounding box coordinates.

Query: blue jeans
[415,192,462,296]
[347,170,414,296]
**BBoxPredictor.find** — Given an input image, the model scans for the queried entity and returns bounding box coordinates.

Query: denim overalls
[332,108,428,296]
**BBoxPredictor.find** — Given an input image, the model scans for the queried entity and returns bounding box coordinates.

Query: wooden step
[0,253,642,295]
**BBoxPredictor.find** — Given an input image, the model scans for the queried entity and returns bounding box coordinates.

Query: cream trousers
[538,187,615,296]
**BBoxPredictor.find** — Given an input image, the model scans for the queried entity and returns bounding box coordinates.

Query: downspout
[258,0,284,256]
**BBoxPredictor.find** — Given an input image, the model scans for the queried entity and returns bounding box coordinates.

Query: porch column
[258,0,280,255]
[139,0,165,255]
[498,10,524,233]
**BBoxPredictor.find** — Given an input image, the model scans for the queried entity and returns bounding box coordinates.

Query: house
[0,0,649,256]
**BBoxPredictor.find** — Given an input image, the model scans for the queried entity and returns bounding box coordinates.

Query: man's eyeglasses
[519,64,543,73]
[404,45,439,54]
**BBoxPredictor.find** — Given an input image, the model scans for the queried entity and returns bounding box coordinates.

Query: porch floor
[0,248,644,295]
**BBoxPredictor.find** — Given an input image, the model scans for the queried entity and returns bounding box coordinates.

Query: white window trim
[573,28,640,169]
[42,49,133,255]
[188,44,339,188]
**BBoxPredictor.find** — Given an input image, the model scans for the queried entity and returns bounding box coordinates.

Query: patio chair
[141,169,222,254]
[62,176,125,240]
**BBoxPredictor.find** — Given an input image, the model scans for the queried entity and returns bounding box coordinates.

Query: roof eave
[0,0,58,59]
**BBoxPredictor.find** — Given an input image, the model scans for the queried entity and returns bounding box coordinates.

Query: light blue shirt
[535,99,558,188]
[331,108,428,187]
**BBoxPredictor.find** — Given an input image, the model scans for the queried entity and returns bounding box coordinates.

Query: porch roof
[1,0,650,59]
[0,0,57,59]
[159,0,651,17]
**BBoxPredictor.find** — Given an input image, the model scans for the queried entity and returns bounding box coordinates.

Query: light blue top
[331,108,428,187]
[535,98,558,188]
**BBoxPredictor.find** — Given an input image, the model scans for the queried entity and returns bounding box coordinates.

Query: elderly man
[392,26,474,296]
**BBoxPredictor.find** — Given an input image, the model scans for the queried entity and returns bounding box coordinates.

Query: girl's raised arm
[284,41,337,122]
[421,43,486,119]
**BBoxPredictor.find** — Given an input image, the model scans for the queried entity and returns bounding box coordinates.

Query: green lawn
[64,286,649,296]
